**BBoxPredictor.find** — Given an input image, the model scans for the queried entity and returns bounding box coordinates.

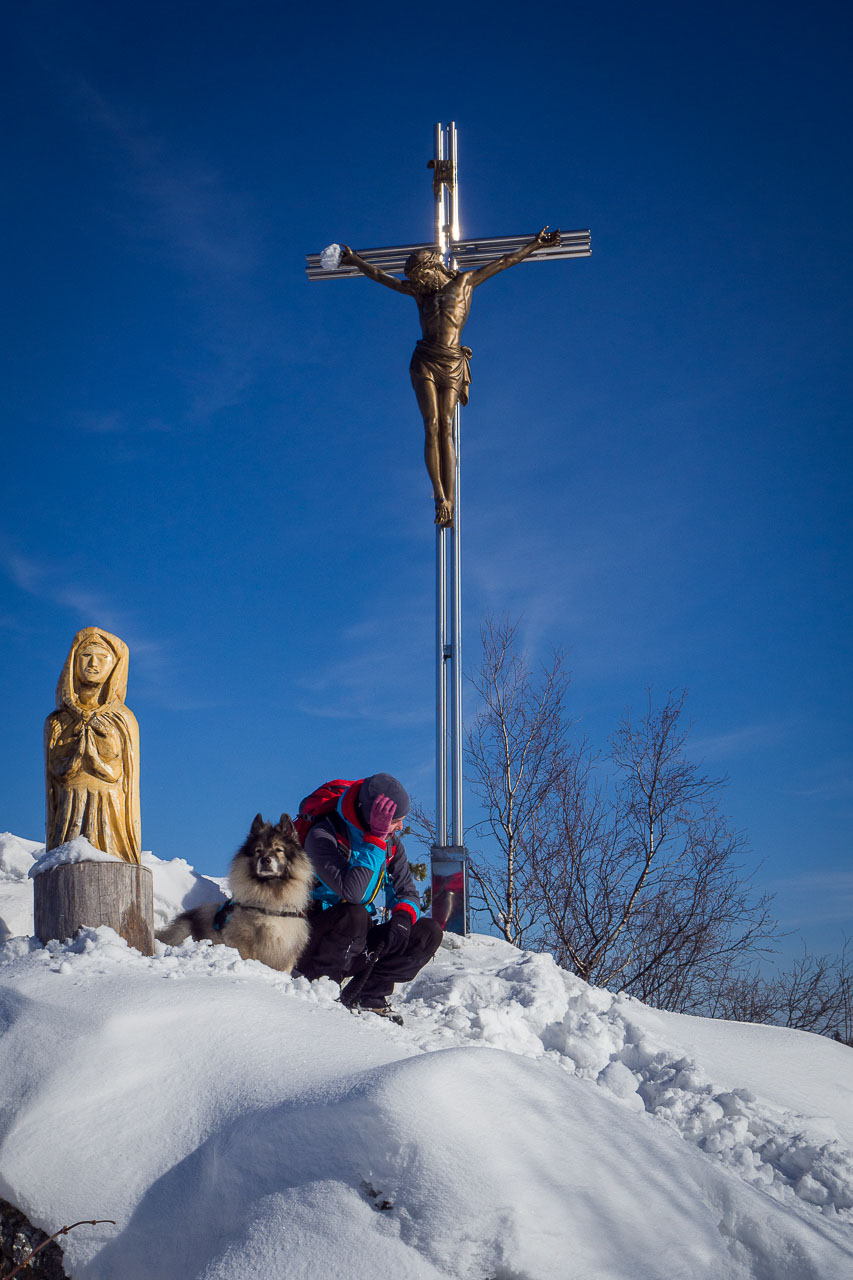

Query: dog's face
[242,813,302,880]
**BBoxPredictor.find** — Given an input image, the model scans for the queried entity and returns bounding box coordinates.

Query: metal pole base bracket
[430,845,469,936]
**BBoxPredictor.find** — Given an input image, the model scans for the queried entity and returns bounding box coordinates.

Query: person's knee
[300,902,371,982]
[413,917,443,957]
[312,901,370,941]
[336,902,371,936]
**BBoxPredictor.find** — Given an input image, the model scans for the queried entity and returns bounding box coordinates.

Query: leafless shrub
[463,616,571,947]
[716,942,853,1042]
[414,616,847,1037]
[462,618,778,1013]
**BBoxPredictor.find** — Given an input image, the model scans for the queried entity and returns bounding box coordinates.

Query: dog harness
[213,900,306,932]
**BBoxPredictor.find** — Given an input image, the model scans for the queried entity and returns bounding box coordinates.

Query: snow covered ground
[1,832,852,1279]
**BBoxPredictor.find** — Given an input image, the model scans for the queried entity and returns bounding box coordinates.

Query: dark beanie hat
[359,773,411,821]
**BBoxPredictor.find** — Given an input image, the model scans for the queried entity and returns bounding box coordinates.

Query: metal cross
[306,122,591,934]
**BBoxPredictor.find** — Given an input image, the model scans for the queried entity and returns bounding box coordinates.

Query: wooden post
[33,861,155,956]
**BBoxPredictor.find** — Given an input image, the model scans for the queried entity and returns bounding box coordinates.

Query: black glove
[379,911,412,957]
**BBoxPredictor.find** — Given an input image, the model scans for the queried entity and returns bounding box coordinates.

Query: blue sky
[3,1,851,956]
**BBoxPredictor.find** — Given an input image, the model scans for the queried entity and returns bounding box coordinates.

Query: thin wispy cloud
[64,76,268,426]
[774,872,853,893]
[790,759,853,802]
[296,649,432,728]
[462,487,699,678]
[4,548,44,597]
[294,605,432,728]
[70,79,260,278]
[689,720,795,761]
[771,871,853,930]
[3,544,118,630]
[73,411,172,436]
[0,541,172,697]
[467,522,588,645]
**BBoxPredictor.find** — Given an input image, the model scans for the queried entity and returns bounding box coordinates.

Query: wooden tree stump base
[33,861,154,956]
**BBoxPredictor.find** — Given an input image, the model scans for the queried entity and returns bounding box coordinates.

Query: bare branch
[464,623,783,1016]
[3,1218,116,1280]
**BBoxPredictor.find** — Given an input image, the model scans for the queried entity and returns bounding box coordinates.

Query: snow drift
[1,833,851,1279]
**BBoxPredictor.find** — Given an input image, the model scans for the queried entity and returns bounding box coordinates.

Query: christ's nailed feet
[435,499,454,527]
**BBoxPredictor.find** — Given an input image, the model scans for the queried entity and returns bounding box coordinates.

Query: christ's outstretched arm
[338,246,412,295]
[468,226,560,287]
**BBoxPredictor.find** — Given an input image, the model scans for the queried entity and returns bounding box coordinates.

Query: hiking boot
[352,995,403,1026]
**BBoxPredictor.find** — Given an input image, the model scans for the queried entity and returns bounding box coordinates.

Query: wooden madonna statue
[35,627,153,954]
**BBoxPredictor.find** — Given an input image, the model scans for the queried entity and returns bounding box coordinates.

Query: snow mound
[0,833,43,943]
[2,927,852,1279]
[140,849,226,929]
[1,837,853,1278]
[0,832,43,880]
[405,938,853,1222]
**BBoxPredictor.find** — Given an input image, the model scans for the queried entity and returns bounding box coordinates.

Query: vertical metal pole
[430,121,469,935]
[449,119,460,247]
[434,123,448,254]
[451,405,464,847]
[447,122,464,852]
[434,122,448,851]
[435,526,448,848]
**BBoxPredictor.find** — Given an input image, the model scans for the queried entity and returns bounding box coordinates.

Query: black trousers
[298,901,443,999]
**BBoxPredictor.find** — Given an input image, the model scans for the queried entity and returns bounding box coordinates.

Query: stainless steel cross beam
[305,230,591,280]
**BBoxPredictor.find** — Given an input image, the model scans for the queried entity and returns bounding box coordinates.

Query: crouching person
[296,773,442,1021]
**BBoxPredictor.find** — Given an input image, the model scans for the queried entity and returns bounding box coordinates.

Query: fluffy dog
[157,813,312,973]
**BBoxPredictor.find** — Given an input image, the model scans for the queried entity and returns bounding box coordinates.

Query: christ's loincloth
[410,339,473,406]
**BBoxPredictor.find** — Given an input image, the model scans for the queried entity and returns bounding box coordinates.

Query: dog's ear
[278,813,296,837]
[250,813,265,835]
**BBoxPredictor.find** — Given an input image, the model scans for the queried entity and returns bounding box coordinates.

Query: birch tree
[464,622,777,1012]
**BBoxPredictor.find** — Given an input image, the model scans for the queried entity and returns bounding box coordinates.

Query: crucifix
[306,122,591,934]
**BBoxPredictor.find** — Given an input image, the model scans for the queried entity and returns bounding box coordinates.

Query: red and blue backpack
[294,778,356,850]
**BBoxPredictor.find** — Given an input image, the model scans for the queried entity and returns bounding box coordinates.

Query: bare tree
[463,616,570,946]
[530,689,776,1011]
[461,622,778,1012]
[416,619,848,1035]
[413,618,849,1038]
[716,941,853,1043]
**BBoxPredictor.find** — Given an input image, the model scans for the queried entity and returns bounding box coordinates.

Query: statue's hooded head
[56,626,130,713]
[404,248,456,293]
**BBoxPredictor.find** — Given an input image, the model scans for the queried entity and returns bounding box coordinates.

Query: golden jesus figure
[339,227,560,526]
